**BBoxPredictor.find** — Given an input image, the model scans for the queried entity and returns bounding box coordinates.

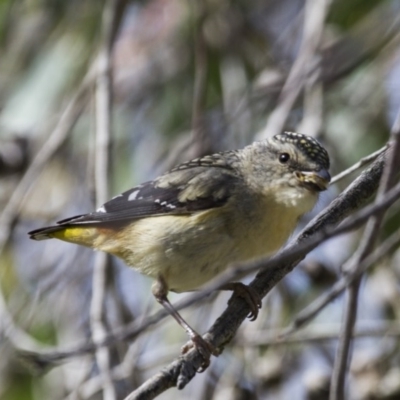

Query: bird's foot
[224,282,262,321]
[181,335,220,372]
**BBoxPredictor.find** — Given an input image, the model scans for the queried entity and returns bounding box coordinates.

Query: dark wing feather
[55,157,240,226]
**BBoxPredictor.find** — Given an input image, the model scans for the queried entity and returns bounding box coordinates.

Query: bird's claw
[181,335,219,372]
[227,282,262,321]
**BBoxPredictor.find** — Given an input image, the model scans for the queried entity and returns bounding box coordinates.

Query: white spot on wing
[128,190,140,201]
[96,206,106,213]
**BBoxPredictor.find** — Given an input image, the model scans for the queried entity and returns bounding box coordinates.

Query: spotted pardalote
[29,131,331,366]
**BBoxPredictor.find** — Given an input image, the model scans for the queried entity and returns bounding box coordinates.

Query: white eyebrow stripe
[128,190,140,201]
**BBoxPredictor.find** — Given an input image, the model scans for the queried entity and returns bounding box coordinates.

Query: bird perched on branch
[29,131,330,367]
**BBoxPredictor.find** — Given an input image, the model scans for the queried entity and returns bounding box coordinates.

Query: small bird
[29,131,330,366]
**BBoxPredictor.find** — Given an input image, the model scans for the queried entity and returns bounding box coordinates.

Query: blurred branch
[257,0,332,139]
[297,3,325,138]
[191,0,210,157]
[0,0,127,392]
[0,68,93,355]
[240,321,400,346]
[0,79,92,253]
[321,1,400,84]
[331,144,389,184]
[65,345,138,400]
[330,109,400,400]
[90,1,128,399]
[297,57,323,136]
[247,1,400,133]
[281,225,400,338]
[0,0,128,362]
[66,300,154,399]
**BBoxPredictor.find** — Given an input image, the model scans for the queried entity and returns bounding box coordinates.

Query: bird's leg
[219,282,262,321]
[152,276,218,370]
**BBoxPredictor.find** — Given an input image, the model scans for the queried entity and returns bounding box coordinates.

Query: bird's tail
[28,224,99,247]
[29,225,65,241]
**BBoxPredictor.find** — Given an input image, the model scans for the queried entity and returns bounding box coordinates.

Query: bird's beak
[296,169,331,192]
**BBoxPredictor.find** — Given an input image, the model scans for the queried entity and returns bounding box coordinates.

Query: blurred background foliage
[0,0,400,399]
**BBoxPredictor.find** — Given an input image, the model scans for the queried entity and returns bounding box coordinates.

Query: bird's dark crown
[272,131,330,170]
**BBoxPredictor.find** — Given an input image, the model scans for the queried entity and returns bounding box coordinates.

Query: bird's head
[244,131,330,209]
[267,131,331,192]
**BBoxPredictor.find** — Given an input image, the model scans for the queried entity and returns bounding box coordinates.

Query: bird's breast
[96,187,317,293]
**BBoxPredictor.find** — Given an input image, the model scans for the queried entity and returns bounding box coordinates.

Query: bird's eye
[279,153,290,163]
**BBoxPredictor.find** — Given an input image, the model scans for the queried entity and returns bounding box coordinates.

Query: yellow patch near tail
[51,226,98,247]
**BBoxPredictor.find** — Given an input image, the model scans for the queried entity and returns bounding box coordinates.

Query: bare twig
[330,280,360,400]
[0,59,93,358]
[0,0,129,360]
[89,1,126,399]
[191,0,209,157]
[330,109,400,400]
[257,0,332,139]
[281,225,400,338]
[65,298,155,400]
[331,144,389,184]
[241,321,400,346]
[320,2,400,84]
[90,255,115,400]
[230,2,400,136]
[63,338,145,400]
[0,83,91,254]
[297,64,323,136]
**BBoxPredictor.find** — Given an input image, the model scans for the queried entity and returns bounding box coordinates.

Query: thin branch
[191,0,209,156]
[331,144,389,184]
[0,0,128,354]
[240,321,400,346]
[0,60,93,358]
[281,225,400,338]
[90,254,115,400]
[297,64,323,136]
[0,81,91,254]
[65,300,155,400]
[320,2,400,85]
[330,108,400,400]
[257,0,332,139]
[330,282,360,400]
[63,341,143,400]
[230,3,400,135]
[89,1,126,399]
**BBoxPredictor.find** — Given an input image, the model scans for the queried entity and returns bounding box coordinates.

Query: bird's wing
[56,152,241,226]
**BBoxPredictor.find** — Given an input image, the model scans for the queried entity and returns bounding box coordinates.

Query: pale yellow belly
[96,199,306,292]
